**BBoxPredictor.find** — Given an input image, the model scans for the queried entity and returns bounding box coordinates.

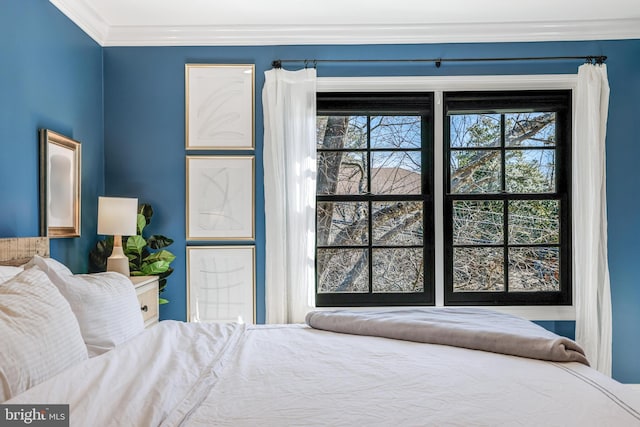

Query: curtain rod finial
[272,60,282,69]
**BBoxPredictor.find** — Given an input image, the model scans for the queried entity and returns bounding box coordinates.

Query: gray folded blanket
[305,308,589,366]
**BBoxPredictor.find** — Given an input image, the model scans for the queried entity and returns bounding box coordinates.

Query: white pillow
[25,255,73,276]
[45,269,145,357]
[0,268,88,402]
[0,266,23,284]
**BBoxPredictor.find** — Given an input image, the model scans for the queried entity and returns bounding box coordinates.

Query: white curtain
[262,68,317,324]
[573,63,612,375]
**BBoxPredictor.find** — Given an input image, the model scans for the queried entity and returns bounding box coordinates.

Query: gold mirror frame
[39,129,81,238]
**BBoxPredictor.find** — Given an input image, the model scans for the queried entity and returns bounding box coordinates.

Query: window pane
[505,113,556,147]
[443,91,570,305]
[453,200,503,245]
[317,248,369,293]
[509,200,559,244]
[317,115,367,149]
[372,201,423,245]
[508,247,559,292]
[317,202,368,246]
[370,116,421,149]
[450,150,501,194]
[317,151,368,195]
[372,248,424,293]
[453,247,504,292]
[505,149,555,193]
[450,114,501,148]
[371,151,421,194]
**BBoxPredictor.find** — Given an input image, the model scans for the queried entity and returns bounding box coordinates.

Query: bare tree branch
[451,113,554,191]
[334,208,423,292]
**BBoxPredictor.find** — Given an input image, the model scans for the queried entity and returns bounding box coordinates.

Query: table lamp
[97,196,138,276]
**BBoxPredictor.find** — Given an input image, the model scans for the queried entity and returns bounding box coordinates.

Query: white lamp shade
[97,197,138,236]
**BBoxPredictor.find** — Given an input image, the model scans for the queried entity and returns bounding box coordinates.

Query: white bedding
[8,320,640,426]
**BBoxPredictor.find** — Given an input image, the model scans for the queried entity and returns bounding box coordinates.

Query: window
[316,93,434,306]
[315,87,572,309]
[444,91,572,305]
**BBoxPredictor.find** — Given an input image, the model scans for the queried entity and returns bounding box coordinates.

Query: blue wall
[104,40,640,383]
[0,2,637,383]
[0,0,104,272]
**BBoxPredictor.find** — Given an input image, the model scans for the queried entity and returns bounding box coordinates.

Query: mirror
[39,129,81,238]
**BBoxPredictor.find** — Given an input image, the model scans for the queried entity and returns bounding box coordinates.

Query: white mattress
[9,321,640,426]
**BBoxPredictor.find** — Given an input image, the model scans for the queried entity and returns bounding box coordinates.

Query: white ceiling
[50,0,640,46]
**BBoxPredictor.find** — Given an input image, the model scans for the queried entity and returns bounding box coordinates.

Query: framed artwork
[39,129,81,238]
[186,246,255,323]
[185,64,255,150]
[186,155,255,240]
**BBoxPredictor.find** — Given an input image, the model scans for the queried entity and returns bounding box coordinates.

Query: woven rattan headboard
[0,237,49,266]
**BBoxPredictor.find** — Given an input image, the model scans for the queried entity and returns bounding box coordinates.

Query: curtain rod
[271,55,607,69]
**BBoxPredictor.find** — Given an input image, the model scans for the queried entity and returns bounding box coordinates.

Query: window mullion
[367,116,373,295]
[501,114,509,294]
[434,90,445,307]
[503,198,510,294]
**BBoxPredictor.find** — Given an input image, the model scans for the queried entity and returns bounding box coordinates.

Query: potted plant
[89,203,175,304]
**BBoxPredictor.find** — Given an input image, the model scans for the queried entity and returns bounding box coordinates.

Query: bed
[1,237,639,426]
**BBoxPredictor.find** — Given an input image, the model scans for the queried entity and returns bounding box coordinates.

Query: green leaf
[125,235,146,256]
[147,235,173,250]
[88,238,113,273]
[136,214,147,235]
[139,204,153,225]
[159,298,169,305]
[141,260,170,275]
[144,250,176,264]
[158,267,173,280]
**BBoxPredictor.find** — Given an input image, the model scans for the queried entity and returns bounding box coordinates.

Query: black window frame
[443,90,572,306]
[315,92,435,307]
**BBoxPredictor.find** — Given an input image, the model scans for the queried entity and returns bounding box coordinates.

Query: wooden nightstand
[130,276,159,328]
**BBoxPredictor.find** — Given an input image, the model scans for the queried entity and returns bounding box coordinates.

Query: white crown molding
[49,0,640,47]
[49,0,109,45]
[103,19,640,47]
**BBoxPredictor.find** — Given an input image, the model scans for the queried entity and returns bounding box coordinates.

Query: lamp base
[106,245,130,277]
